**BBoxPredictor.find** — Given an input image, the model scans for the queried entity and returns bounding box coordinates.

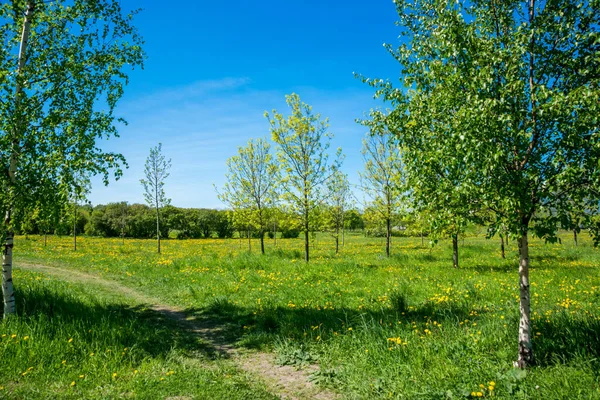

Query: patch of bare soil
[18,263,339,400]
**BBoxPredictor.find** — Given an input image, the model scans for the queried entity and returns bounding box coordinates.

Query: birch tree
[358,130,404,257]
[265,93,343,262]
[217,138,279,254]
[140,143,171,254]
[369,0,600,368]
[0,0,144,316]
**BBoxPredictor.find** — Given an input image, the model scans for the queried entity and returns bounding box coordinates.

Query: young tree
[0,0,144,316]
[358,130,404,257]
[70,174,90,251]
[140,143,171,254]
[265,93,343,262]
[217,138,279,254]
[324,170,351,254]
[370,0,600,367]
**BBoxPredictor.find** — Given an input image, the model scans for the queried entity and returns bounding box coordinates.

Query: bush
[280,228,301,239]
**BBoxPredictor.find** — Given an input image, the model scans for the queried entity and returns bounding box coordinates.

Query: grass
[6,231,600,399]
[0,268,276,399]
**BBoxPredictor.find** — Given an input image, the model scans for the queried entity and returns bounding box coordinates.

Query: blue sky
[89,0,402,209]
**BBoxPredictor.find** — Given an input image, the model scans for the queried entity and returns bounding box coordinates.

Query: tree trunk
[517,231,533,368]
[260,229,264,254]
[304,222,309,262]
[3,1,34,317]
[386,217,391,257]
[452,234,459,268]
[2,233,15,317]
[73,201,77,251]
[273,221,277,247]
[156,206,161,254]
[573,229,578,246]
[500,234,505,259]
[335,236,339,254]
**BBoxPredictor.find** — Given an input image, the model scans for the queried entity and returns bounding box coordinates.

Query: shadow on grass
[533,312,600,370]
[182,295,477,350]
[183,295,600,371]
[14,283,220,359]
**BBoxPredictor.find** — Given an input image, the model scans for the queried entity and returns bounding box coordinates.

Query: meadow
[2,232,599,399]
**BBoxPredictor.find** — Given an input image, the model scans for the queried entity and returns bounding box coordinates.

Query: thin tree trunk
[573,229,578,246]
[274,220,277,247]
[304,213,310,263]
[452,233,459,268]
[44,232,47,247]
[386,217,391,257]
[500,234,505,259]
[421,230,424,247]
[260,229,264,254]
[517,231,533,368]
[73,202,77,251]
[2,1,33,317]
[304,193,310,261]
[335,224,340,254]
[156,205,160,254]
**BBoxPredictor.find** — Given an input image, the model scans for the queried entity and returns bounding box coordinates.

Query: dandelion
[70,381,76,387]
[68,338,73,343]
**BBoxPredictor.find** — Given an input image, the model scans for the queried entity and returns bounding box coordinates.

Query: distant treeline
[19,202,373,239]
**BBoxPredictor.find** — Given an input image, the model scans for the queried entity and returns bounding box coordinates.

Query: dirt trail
[18,263,338,400]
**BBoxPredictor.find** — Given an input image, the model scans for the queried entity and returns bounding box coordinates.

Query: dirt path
[18,263,338,400]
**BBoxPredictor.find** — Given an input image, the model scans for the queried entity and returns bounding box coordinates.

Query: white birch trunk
[3,1,34,317]
[517,231,533,367]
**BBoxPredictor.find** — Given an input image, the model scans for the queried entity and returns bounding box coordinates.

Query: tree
[344,209,365,232]
[371,0,600,367]
[0,0,144,316]
[70,173,90,251]
[140,143,171,254]
[324,170,351,254]
[358,130,404,257]
[265,93,343,262]
[217,138,279,254]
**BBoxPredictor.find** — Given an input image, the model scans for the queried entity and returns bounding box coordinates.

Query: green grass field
[2,232,599,399]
